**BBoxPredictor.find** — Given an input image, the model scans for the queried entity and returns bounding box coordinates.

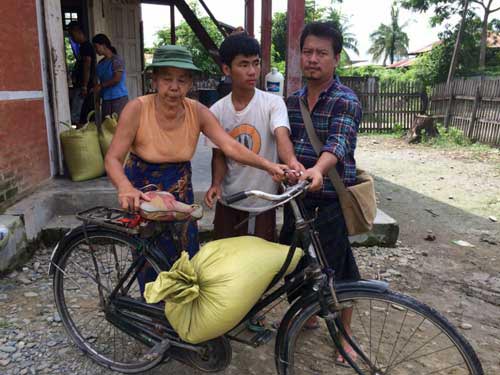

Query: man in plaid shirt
[279,21,361,366]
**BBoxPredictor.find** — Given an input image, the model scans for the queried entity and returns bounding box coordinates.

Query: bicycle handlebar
[223,180,310,206]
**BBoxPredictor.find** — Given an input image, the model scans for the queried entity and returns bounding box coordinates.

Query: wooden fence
[429,78,500,146]
[340,77,428,132]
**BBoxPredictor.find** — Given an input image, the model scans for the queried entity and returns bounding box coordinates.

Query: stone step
[2,176,399,272]
[40,208,398,248]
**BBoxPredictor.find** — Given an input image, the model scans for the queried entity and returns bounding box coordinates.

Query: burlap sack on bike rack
[144,236,303,344]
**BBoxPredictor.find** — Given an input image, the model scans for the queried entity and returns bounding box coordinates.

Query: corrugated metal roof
[386,58,416,68]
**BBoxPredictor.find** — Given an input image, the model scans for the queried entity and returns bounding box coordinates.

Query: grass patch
[362,123,498,155]
[421,125,496,154]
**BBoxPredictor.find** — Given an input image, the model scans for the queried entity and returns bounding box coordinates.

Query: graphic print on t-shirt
[229,124,261,154]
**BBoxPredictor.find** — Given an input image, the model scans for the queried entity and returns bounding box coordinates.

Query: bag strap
[299,99,349,197]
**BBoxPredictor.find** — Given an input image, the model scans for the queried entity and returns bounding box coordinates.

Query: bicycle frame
[49,183,386,374]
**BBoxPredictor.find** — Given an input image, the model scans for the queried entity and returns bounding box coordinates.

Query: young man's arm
[270,96,305,172]
[205,149,227,208]
[275,127,304,173]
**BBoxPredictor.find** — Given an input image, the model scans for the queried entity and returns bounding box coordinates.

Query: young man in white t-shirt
[204,32,305,241]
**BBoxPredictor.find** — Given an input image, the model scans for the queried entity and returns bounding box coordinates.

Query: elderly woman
[105,45,286,266]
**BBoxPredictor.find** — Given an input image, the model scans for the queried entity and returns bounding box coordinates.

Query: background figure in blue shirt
[279,21,362,367]
[92,34,129,118]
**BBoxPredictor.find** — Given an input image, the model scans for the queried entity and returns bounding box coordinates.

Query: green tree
[154,3,224,74]
[368,3,409,65]
[401,0,500,69]
[271,0,358,64]
[326,8,359,59]
[411,14,484,85]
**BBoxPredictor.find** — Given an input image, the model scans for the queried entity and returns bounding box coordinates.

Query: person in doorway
[92,34,129,118]
[105,45,287,280]
[279,21,362,366]
[204,32,307,242]
[67,21,96,126]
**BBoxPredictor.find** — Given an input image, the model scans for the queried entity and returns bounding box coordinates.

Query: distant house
[386,41,443,69]
[386,35,500,69]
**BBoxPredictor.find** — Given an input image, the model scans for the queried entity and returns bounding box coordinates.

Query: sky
[141,0,452,63]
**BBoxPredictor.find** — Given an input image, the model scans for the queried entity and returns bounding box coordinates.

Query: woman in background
[92,34,129,118]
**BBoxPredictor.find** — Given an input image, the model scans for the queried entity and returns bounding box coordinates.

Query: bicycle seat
[139,191,203,222]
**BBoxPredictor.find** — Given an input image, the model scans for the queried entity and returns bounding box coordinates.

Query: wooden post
[443,83,454,130]
[170,5,176,45]
[467,87,481,139]
[285,0,305,97]
[447,0,469,85]
[420,87,429,115]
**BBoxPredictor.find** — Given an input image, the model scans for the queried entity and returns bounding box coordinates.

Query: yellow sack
[144,236,303,344]
[98,113,118,157]
[60,117,105,182]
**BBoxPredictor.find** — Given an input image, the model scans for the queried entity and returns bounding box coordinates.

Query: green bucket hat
[147,45,201,72]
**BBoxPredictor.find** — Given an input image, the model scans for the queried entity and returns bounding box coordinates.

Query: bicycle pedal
[143,338,171,361]
[250,329,273,347]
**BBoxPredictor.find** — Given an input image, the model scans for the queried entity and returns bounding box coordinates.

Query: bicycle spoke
[387,308,409,366]
[67,257,112,294]
[388,342,461,372]
[387,315,427,369]
[54,231,161,372]
[425,362,471,374]
[282,293,481,375]
[373,301,390,368]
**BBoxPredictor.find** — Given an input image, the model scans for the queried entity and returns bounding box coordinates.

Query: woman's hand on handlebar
[300,167,323,191]
[118,185,151,211]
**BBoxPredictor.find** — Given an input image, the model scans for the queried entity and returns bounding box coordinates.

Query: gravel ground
[1,135,499,374]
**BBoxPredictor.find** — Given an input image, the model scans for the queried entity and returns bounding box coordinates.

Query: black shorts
[213,202,276,242]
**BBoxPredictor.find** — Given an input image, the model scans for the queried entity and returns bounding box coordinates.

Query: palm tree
[368,3,409,65]
[327,8,360,59]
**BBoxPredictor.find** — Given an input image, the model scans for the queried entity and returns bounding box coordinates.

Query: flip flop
[335,340,359,368]
[247,316,266,333]
[304,315,320,330]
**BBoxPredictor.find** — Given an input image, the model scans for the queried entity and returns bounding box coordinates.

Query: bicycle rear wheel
[52,228,164,373]
[277,289,483,374]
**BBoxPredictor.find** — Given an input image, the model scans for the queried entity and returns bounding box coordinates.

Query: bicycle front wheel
[52,228,164,373]
[277,289,483,374]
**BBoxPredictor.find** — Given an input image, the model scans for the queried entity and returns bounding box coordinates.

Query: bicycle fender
[274,279,389,371]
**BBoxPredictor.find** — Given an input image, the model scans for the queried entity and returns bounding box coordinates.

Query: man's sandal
[247,315,267,333]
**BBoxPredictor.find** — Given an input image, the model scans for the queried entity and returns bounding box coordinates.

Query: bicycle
[49,180,484,374]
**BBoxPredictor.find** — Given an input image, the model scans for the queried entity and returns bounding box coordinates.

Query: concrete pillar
[285,0,305,97]
[260,0,272,89]
[245,0,254,37]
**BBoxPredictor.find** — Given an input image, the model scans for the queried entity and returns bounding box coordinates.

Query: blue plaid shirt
[286,78,362,201]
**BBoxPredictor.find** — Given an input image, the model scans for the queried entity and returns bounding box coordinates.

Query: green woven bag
[98,113,118,157]
[60,113,105,182]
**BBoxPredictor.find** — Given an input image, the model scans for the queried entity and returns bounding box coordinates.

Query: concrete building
[0,0,144,212]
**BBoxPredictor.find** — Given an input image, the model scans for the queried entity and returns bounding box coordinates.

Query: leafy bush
[422,124,471,147]
[393,123,405,137]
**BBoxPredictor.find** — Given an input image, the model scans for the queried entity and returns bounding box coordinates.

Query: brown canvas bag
[299,99,377,235]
